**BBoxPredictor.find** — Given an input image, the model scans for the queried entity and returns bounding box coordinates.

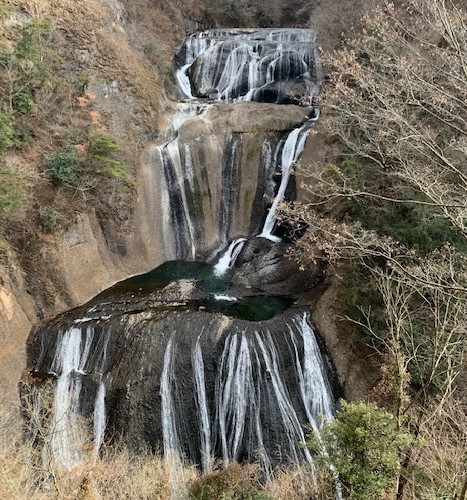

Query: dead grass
[0,397,334,500]
[0,401,30,500]
[265,464,335,500]
[405,398,467,499]
[0,397,196,500]
[0,0,160,317]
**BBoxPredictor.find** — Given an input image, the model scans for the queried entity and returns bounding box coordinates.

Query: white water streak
[164,140,196,259]
[93,381,106,455]
[260,115,318,240]
[255,330,314,467]
[184,143,195,191]
[192,333,212,472]
[49,327,94,470]
[217,333,253,465]
[161,335,180,456]
[176,63,194,99]
[291,314,334,428]
[213,237,247,276]
[213,315,332,471]
[214,294,237,302]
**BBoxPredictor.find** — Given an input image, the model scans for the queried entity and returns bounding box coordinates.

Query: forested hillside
[287,1,467,497]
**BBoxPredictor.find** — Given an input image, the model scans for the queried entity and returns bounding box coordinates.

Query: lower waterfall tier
[27,272,337,473]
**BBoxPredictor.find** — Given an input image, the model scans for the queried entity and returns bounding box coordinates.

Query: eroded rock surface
[26,276,338,471]
[232,237,325,295]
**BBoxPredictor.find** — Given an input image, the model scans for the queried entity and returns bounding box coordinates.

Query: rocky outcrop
[2,30,317,403]
[232,237,325,295]
[26,277,336,471]
[0,206,165,402]
[0,264,35,403]
[312,279,379,400]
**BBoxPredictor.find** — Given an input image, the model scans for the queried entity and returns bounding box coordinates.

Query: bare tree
[284,0,467,497]
[319,0,467,234]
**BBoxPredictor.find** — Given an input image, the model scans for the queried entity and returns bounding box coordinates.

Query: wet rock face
[178,28,320,103]
[26,279,337,472]
[232,238,325,295]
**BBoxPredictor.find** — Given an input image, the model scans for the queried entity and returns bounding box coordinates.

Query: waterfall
[176,29,319,103]
[155,312,335,472]
[160,141,196,259]
[161,335,180,458]
[192,333,212,472]
[290,314,334,426]
[32,307,337,477]
[149,29,321,259]
[93,381,106,455]
[213,237,247,276]
[260,112,319,240]
[44,326,105,470]
[157,104,208,260]
[27,28,337,486]
[49,327,86,470]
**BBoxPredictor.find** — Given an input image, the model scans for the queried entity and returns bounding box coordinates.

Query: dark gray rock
[232,237,325,295]
[26,286,338,471]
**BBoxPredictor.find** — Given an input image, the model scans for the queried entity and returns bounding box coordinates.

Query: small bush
[0,108,15,154]
[12,87,35,114]
[0,166,26,216]
[88,132,123,159]
[308,401,414,500]
[88,132,134,185]
[39,205,60,232]
[44,146,80,185]
[189,463,269,500]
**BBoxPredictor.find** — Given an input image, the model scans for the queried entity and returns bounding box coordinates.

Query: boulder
[232,237,325,295]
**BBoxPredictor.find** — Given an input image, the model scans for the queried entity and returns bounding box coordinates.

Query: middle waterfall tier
[142,102,316,261]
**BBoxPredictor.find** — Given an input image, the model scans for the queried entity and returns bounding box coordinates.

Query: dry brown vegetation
[0,397,337,500]
[0,0,169,316]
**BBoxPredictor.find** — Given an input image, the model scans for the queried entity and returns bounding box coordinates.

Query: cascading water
[260,112,319,241]
[33,325,109,470]
[31,306,336,473]
[25,27,339,491]
[213,237,247,276]
[176,28,321,103]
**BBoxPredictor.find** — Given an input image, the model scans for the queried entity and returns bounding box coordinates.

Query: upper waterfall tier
[176,28,321,103]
